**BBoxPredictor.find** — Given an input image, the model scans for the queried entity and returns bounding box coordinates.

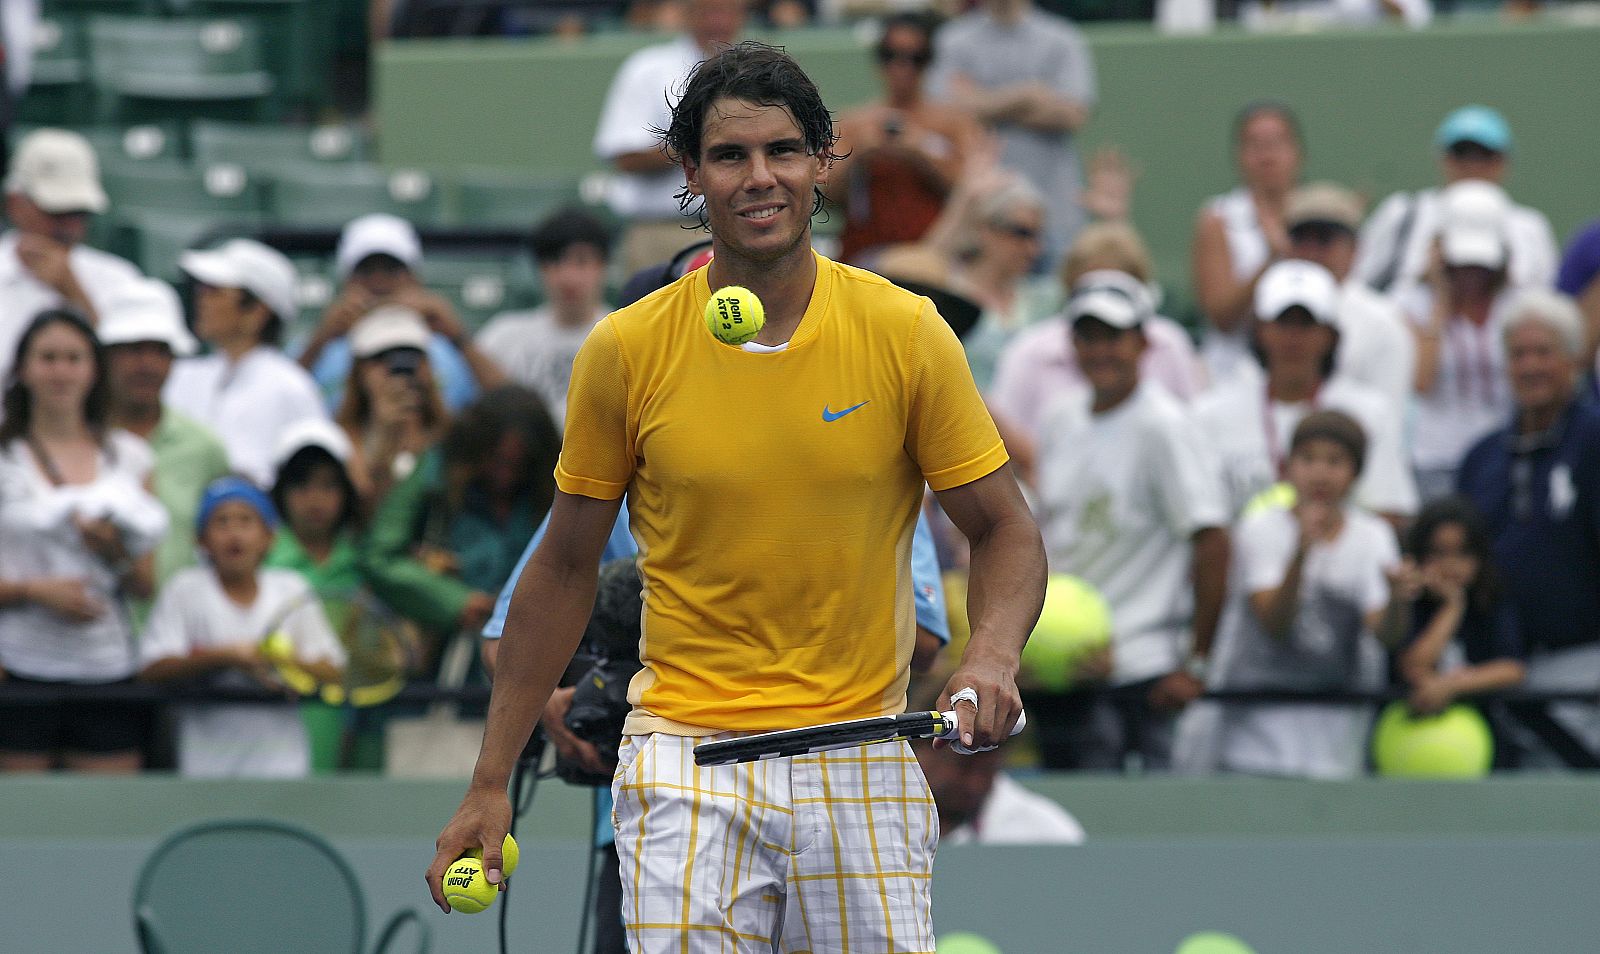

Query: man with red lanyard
[1194,260,1418,525]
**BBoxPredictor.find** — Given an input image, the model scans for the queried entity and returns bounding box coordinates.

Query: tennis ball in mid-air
[441,856,498,913]
[467,833,519,877]
[1174,931,1258,954]
[1019,574,1112,692]
[705,285,765,346]
[936,932,1003,954]
[1372,702,1493,778]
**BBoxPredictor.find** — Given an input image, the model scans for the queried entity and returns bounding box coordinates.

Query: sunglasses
[876,47,932,68]
[1289,222,1354,246]
[993,222,1041,241]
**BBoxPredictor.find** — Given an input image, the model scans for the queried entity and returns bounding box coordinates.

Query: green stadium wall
[4,774,1598,952]
[375,19,1600,318]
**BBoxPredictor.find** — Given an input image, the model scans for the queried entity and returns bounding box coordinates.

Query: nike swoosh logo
[822,401,870,422]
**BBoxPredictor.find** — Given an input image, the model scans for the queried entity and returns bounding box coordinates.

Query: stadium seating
[453,171,585,230]
[20,15,95,126]
[266,164,447,228]
[174,0,340,116]
[86,15,277,125]
[133,818,431,954]
[421,249,544,329]
[190,119,369,172]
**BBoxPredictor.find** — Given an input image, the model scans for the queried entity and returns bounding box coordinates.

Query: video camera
[556,558,644,786]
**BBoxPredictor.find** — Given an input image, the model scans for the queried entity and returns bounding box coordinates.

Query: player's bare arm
[425,489,622,912]
[934,463,1046,749]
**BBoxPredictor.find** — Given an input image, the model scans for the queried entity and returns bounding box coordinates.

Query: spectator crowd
[1,0,1597,791]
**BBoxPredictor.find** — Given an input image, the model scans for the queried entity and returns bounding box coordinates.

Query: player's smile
[685,95,829,262]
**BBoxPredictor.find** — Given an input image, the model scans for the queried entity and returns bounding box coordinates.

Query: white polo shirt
[592,34,706,222]
[1193,374,1419,518]
[0,231,144,382]
[164,346,327,487]
[1036,381,1229,686]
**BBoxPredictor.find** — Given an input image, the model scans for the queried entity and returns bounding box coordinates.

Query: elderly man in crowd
[0,129,142,379]
[1457,289,1600,767]
[101,279,230,588]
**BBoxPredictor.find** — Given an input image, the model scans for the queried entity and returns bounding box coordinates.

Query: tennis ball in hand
[261,631,293,662]
[705,285,765,346]
[467,833,519,877]
[441,856,498,913]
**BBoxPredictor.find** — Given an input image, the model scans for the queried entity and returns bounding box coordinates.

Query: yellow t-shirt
[557,253,1007,735]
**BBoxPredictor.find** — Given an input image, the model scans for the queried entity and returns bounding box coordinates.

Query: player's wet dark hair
[661,41,839,225]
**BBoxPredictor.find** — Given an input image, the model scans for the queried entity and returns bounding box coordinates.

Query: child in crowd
[1392,497,1526,716]
[1210,410,1405,778]
[139,477,345,778]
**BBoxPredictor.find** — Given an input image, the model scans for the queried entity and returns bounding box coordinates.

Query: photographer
[335,306,451,512]
[824,12,978,266]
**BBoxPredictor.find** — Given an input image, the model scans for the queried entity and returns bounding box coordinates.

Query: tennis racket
[693,707,1027,766]
[260,589,422,708]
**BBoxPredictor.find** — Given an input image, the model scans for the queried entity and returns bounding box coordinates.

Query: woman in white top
[1191,102,1304,388]
[1401,182,1520,502]
[0,309,168,772]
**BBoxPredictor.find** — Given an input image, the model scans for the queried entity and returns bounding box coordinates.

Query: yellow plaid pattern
[612,733,938,953]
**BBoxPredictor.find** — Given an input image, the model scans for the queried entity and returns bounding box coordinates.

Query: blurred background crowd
[0,0,1596,812]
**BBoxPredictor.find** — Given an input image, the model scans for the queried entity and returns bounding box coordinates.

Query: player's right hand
[426,788,512,913]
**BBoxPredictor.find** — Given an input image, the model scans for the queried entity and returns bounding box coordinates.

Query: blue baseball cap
[1434,105,1512,154]
[197,476,279,532]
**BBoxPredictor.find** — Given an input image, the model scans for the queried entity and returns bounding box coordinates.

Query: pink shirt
[988,315,1208,441]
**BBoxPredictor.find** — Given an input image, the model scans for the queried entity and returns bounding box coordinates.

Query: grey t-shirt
[927,7,1097,257]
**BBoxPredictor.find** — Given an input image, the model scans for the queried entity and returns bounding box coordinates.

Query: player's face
[684,97,828,265]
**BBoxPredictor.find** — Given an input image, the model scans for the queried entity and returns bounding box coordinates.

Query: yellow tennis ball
[705,285,765,346]
[262,631,293,662]
[467,833,519,877]
[441,856,498,914]
[1019,574,1112,693]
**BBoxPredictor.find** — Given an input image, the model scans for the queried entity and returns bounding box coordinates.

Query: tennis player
[426,42,1045,953]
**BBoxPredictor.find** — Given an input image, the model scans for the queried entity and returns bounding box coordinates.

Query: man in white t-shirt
[913,738,1084,845]
[1352,105,1556,296]
[1194,260,1419,523]
[164,239,328,487]
[474,208,613,428]
[593,0,745,274]
[1033,275,1230,770]
[0,128,143,380]
[1283,182,1415,414]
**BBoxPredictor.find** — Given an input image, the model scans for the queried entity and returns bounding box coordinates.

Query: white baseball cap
[348,304,431,359]
[178,238,299,325]
[1066,269,1155,330]
[271,417,354,473]
[1255,260,1340,326]
[97,278,199,356]
[1438,179,1510,269]
[335,213,422,280]
[3,129,109,214]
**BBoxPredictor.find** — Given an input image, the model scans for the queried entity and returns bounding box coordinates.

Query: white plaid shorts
[611,732,939,954]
